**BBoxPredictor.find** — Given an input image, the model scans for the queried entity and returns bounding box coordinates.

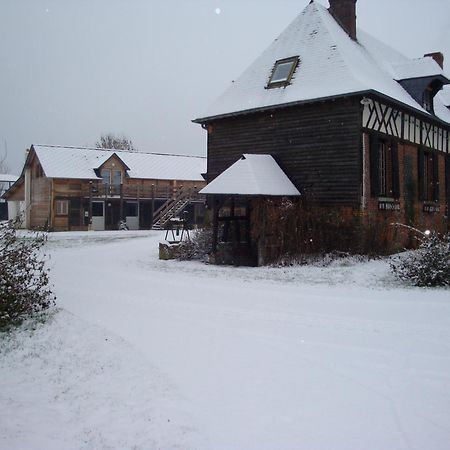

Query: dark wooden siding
[206,97,362,206]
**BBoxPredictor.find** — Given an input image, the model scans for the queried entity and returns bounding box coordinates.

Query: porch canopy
[199,154,301,196]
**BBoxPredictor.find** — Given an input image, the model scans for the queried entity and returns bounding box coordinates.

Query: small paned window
[378,141,393,197]
[267,56,299,89]
[55,199,69,216]
[419,150,439,202]
[369,135,400,198]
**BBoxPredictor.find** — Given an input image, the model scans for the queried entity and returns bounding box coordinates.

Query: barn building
[194,0,450,265]
[3,145,206,231]
[0,174,19,221]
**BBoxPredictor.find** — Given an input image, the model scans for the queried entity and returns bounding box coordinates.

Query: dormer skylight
[267,56,299,89]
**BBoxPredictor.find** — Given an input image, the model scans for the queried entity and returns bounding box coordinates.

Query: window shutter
[418,148,425,201]
[391,141,400,198]
[433,153,439,202]
[369,134,380,197]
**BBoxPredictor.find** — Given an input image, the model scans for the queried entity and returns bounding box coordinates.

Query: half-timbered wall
[362,99,450,153]
[207,98,362,206]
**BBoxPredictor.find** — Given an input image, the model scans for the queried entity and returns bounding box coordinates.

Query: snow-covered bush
[0,221,55,330]
[177,227,213,261]
[390,232,450,287]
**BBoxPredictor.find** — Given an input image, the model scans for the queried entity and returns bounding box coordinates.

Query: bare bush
[390,231,450,287]
[177,228,213,262]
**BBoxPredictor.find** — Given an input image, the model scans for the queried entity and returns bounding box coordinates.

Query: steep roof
[195,1,450,125]
[32,145,206,182]
[199,154,301,196]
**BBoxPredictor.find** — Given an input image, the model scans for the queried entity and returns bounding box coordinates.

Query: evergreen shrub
[0,221,55,330]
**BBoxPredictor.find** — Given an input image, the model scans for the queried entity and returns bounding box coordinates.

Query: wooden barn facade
[4,145,206,231]
[195,0,450,265]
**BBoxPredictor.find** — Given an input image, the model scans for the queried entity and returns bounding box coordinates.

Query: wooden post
[151,184,155,227]
[212,197,219,252]
[119,184,124,221]
[89,181,93,230]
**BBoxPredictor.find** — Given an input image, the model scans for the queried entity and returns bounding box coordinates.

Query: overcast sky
[1,0,450,174]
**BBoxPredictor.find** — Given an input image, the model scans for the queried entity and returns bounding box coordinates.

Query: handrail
[152,187,202,227]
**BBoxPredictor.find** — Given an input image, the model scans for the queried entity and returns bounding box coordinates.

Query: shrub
[177,227,213,261]
[0,221,55,330]
[390,231,450,287]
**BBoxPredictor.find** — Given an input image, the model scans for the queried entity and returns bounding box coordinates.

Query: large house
[4,145,206,231]
[194,0,450,265]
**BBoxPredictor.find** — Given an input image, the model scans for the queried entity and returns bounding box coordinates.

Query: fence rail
[81,184,204,200]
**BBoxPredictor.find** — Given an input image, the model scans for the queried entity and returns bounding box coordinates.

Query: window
[422,87,434,113]
[92,202,104,217]
[370,135,399,198]
[446,156,450,205]
[55,199,69,216]
[419,149,439,201]
[125,201,138,217]
[101,169,111,185]
[267,56,299,89]
[113,170,122,186]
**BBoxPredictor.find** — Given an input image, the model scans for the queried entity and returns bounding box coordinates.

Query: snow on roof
[199,154,300,196]
[438,86,450,107]
[391,58,445,81]
[196,2,450,125]
[0,174,18,183]
[32,145,206,181]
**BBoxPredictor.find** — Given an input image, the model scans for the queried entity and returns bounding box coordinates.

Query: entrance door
[91,201,105,231]
[125,201,139,230]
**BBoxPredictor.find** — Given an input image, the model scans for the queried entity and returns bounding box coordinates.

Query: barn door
[125,201,139,230]
[91,201,105,231]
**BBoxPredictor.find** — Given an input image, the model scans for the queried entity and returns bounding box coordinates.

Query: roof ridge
[33,144,206,159]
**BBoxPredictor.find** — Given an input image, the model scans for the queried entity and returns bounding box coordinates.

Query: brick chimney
[328,0,357,41]
[424,52,444,69]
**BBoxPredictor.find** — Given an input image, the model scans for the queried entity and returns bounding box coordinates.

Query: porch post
[119,184,124,221]
[151,184,155,227]
[212,196,219,252]
[89,181,93,230]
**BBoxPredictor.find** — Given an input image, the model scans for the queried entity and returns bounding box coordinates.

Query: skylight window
[267,56,299,89]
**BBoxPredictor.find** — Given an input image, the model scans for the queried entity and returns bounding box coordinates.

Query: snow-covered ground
[1,230,450,450]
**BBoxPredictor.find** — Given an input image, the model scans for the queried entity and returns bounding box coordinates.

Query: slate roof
[32,145,206,182]
[199,154,301,196]
[195,1,450,125]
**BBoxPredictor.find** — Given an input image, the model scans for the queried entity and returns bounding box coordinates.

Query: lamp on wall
[360,97,373,106]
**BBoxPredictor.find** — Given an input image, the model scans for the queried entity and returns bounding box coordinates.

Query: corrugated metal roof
[200,154,300,196]
[33,145,206,181]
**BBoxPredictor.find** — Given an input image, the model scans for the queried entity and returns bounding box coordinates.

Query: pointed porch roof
[199,154,300,196]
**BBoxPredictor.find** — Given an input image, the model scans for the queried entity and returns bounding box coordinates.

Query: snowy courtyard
[1,230,450,450]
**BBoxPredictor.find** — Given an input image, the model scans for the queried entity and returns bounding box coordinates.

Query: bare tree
[95,133,137,152]
[0,142,10,197]
[0,141,9,173]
